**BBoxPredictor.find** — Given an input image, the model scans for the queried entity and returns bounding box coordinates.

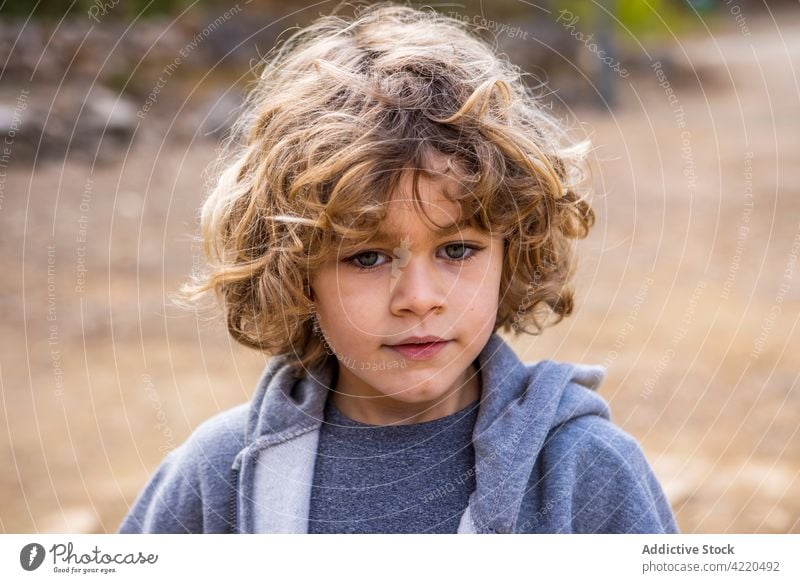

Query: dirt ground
[1,8,798,533]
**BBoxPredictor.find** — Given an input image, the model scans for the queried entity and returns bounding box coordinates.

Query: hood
[464,334,610,533]
[244,332,610,533]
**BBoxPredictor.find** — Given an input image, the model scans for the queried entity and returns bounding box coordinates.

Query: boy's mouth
[385,339,451,361]
[387,334,447,345]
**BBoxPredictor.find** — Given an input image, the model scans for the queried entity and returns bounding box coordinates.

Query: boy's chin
[372,379,460,404]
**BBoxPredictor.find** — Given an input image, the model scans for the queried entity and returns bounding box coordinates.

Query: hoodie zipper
[228,465,240,534]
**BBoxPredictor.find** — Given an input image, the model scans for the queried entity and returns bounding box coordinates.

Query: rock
[0,83,139,165]
[189,88,244,140]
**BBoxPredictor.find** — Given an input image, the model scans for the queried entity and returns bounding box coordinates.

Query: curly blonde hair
[180,1,596,375]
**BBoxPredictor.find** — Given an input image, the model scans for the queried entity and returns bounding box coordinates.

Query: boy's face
[308,167,504,422]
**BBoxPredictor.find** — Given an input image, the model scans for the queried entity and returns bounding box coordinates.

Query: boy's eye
[443,243,468,260]
[344,243,482,272]
[350,251,387,269]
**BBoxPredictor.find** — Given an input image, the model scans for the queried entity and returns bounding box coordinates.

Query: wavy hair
[179,1,596,376]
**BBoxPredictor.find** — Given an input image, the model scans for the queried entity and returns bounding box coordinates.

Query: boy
[118,2,678,534]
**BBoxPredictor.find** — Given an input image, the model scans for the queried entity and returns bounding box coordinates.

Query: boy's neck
[330,361,481,426]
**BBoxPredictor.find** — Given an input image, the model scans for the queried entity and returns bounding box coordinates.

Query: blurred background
[1,0,798,533]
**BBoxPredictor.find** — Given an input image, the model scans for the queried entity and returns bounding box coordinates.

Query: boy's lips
[385,340,451,361]
[386,334,447,345]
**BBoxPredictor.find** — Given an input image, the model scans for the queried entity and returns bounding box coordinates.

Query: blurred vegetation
[0,0,193,19]
[0,0,762,98]
[0,0,750,50]
[551,0,709,40]
[0,0,722,27]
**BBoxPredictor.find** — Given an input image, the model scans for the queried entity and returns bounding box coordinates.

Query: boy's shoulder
[118,402,251,533]
[532,359,649,485]
[520,357,655,486]
[539,399,677,532]
[545,408,645,469]
[528,359,676,523]
[163,402,250,477]
[178,402,250,458]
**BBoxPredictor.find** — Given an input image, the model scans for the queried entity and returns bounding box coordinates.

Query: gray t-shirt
[307,392,478,533]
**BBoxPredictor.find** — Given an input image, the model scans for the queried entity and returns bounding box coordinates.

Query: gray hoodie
[118,332,679,533]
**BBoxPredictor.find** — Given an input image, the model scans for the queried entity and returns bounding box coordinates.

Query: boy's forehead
[372,174,474,242]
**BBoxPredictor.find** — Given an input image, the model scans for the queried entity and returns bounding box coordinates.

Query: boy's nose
[388,256,448,317]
